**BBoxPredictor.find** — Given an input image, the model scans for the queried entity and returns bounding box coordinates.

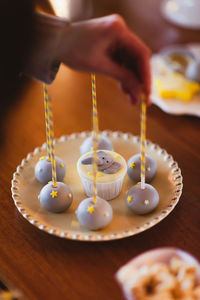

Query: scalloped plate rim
[11,131,183,242]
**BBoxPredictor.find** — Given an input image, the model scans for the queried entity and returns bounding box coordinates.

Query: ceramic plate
[11,131,183,242]
[151,44,200,117]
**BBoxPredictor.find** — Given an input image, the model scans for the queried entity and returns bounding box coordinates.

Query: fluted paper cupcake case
[79,175,125,201]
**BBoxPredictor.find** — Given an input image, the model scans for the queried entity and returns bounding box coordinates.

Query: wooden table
[0,1,200,299]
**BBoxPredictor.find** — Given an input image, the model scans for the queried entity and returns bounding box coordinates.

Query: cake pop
[35,156,66,184]
[39,181,73,213]
[80,135,113,155]
[76,197,113,230]
[127,154,157,183]
[126,183,159,215]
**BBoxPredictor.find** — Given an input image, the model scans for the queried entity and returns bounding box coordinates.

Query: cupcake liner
[80,176,125,201]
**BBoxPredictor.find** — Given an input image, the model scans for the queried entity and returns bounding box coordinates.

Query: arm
[25,14,151,104]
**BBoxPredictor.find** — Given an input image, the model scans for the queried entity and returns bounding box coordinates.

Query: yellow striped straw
[43,84,57,188]
[91,73,99,205]
[43,86,51,161]
[140,94,146,190]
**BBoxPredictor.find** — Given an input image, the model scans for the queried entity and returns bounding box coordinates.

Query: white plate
[11,131,183,242]
[151,44,200,117]
[161,0,200,29]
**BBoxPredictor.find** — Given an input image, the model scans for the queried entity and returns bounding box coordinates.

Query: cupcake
[77,150,127,200]
[116,247,200,300]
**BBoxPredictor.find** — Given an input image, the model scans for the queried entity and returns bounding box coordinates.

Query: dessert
[186,61,200,83]
[160,46,195,75]
[127,154,157,183]
[39,181,73,213]
[77,150,127,200]
[154,72,200,102]
[126,183,159,215]
[35,156,66,184]
[116,247,200,300]
[76,196,113,230]
[80,135,113,155]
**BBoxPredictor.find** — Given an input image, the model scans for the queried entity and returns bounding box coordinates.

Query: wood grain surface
[0,1,200,299]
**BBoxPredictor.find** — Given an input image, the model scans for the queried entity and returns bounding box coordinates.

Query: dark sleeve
[0,0,35,102]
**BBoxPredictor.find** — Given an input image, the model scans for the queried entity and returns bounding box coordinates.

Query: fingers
[58,13,151,105]
[122,32,152,104]
[105,17,151,104]
[95,57,143,104]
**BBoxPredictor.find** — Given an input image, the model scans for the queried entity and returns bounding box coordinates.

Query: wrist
[24,12,69,84]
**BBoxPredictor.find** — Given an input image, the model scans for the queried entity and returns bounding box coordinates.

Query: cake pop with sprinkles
[39,181,73,213]
[35,92,66,184]
[127,153,157,183]
[80,135,113,155]
[77,74,113,230]
[76,196,113,230]
[126,183,159,215]
[35,156,66,184]
[38,85,73,213]
[126,95,159,215]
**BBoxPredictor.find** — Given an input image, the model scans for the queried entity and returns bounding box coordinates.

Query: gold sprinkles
[50,190,58,198]
[40,156,46,161]
[129,162,135,168]
[87,206,95,214]
[127,195,133,203]
[97,173,103,177]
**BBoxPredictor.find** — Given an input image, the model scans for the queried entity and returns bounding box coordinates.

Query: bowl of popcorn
[116,247,200,300]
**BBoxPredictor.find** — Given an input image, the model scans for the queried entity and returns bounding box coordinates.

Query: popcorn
[119,258,200,300]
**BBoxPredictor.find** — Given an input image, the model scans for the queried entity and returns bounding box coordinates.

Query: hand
[58,14,151,104]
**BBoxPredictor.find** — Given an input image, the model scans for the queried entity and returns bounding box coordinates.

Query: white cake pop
[35,156,66,184]
[39,181,73,213]
[76,197,113,230]
[126,183,159,215]
[80,135,113,155]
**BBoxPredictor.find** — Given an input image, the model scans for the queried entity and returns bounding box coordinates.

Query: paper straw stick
[43,86,51,161]
[140,94,146,190]
[43,84,57,188]
[91,73,99,204]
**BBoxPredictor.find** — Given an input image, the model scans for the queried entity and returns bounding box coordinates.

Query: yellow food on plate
[154,72,200,101]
